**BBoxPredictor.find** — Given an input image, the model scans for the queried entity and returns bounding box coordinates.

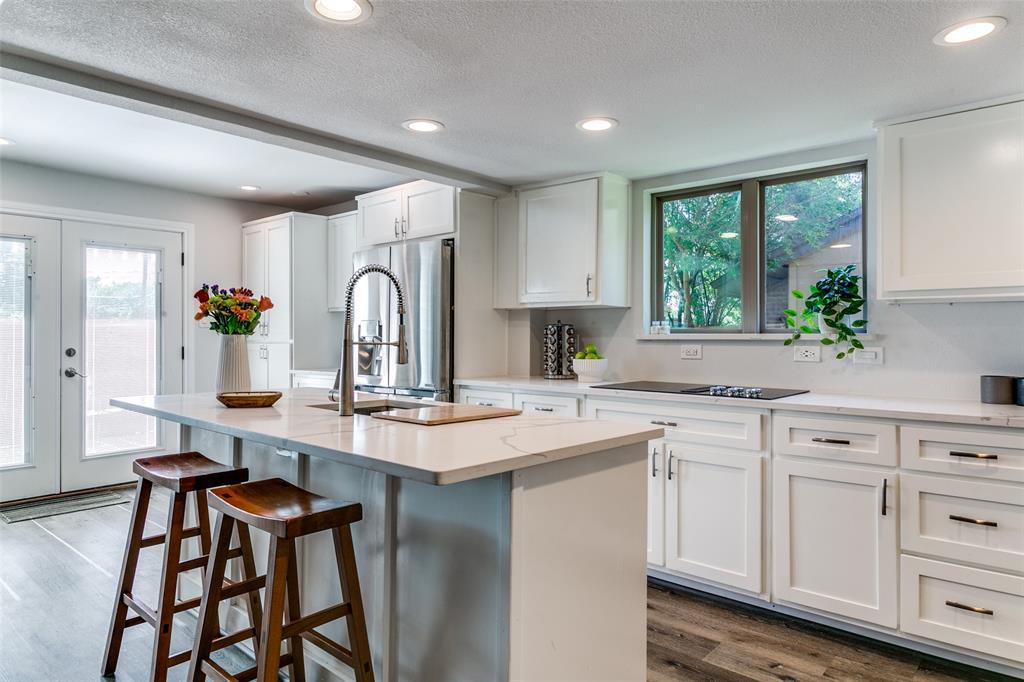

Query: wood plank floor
[0,491,1013,681]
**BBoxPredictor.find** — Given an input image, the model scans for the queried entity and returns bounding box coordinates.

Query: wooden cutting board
[371,404,521,425]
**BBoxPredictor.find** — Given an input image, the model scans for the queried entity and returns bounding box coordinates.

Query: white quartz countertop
[454,376,1024,428]
[112,389,663,486]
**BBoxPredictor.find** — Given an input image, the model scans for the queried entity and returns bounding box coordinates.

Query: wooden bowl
[216,391,282,408]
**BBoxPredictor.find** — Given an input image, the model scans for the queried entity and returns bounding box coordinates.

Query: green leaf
[793,333,802,340]
[791,290,804,299]
[850,338,864,350]
[799,325,814,334]
[836,351,846,359]
[820,338,834,345]
[851,319,867,327]
[783,338,793,346]
[783,309,797,317]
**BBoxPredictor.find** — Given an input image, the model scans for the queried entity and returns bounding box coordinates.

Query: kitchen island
[113,389,662,682]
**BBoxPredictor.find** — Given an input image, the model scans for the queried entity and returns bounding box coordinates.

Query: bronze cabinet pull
[812,437,851,445]
[533,406,555,412]
[945,600,994,616]
[651,419,678,427]
[651,449,659,478]
[667,452,675,481]
[949,514,998,528]
[881,478,887,516]
[949,450,998,460]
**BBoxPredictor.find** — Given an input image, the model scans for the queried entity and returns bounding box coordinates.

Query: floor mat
[0,490,129,523]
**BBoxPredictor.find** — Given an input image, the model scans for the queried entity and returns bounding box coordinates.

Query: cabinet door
[513,392,579,417]
[879,101,1024,299]
[247,343,268,390]
[359,189,403,245]
[265,342,291,389]
[647,440,666,566]
[242,225,267,337]
[327,212,359,311]
[458,388,514,409]
[518,179,598,304]
[664,444,762,592]
[264,219,291,342]
[403,181,455,240]
[772,458,897,626]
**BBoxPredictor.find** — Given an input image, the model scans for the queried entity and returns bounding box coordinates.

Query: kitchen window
[652,162,866,334]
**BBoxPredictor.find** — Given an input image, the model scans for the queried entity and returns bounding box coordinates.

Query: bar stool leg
[257,536,291,682]
[333,526,374,682]
[101,477,153,676]
[187,511,235,682]
[150,491,187,682]
[235,523,264,652]
[285,538,307,682]
[193,489,213,573]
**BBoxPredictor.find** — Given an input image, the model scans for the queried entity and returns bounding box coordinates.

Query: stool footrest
[206,653,295,682]
[123,594,157,627]
[221,575,267,600]
[141,525,201,548]
[302,629,355,667]
[282,602,352,640]
[177,546,242,573]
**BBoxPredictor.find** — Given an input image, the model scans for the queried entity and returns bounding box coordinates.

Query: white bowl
[572,358,608,383]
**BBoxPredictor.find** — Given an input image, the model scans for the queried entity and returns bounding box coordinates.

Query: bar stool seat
[189,478,374,682]
[102,452,253,682]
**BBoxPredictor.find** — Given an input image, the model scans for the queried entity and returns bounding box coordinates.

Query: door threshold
[0,481,135,509]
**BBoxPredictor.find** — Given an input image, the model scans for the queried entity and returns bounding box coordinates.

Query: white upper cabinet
[878,99,1024,301]
[496,173,629,308]
[357,180,456,246]
[327,211,359,312]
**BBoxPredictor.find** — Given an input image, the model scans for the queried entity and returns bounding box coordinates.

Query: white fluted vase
[215,334,251,394]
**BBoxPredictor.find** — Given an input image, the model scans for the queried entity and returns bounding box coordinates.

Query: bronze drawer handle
[651,419,678,427]
[533,407,555,412]
[949,451,998,460]
[945,600,994,616]
[812,437,851,445]
[949,514,998,528]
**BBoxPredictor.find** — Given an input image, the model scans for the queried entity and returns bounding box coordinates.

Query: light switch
[853,347,884,365]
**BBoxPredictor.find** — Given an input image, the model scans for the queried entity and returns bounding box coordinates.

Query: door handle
[585,273,592,297]
[394,217,399,238]
[64,367,87,378]
[812,437,851,445]
[401,217,407,236]
[476,401,494,407]
[667,451,675,480]
[945,600,994,616]
[533,406,555,412]
[881,478,887,516]
[949,514,998,528]
[651,448,659,477]
[949,450,998,460]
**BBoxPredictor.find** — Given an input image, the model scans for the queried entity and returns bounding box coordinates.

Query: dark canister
[980,375,1015,404]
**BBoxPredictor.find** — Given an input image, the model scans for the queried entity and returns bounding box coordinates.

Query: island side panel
[508,442,648,682]
[392,473,512,682]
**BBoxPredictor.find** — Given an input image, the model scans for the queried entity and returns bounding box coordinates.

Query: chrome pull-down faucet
[336,264,409,416]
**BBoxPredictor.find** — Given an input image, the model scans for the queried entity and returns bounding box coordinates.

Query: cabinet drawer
[900,555,1024,662]
[901,474,1024,573]
[586,399,762,451]
[902,425,1024,483]
[772,414,897,466]
[459,388,514,409]
[513,392,579,417]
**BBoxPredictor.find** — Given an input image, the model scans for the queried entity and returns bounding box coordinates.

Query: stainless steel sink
[307,399,431,415]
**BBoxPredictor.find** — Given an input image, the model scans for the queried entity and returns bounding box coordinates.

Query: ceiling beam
[0,46,511,195]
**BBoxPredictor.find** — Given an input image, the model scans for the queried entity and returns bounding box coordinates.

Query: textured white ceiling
[1,0,1022,185]
[0,80,412,208]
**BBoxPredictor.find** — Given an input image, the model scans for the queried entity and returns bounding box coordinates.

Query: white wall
[529,140,1024,401]
[0,160,289,391]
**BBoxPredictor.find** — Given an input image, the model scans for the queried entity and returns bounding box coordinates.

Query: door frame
[0,201,196,390]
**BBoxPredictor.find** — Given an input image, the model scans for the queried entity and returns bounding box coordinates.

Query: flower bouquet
[193,285,274,393]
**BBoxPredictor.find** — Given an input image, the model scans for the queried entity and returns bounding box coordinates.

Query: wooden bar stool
[188,477,374,682]
[101,452,255,682]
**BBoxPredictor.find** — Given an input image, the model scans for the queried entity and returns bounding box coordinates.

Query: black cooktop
[592,381,808,400]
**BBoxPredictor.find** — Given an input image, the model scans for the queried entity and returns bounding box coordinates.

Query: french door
[0,214,183,502]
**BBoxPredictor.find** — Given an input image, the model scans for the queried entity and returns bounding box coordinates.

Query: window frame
[651,161,867,335]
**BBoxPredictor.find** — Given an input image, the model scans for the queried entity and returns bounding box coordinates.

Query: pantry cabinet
[772,458,898,627]
[327,211,359,311]
[877,99,1024,302]
[356,180,456,246]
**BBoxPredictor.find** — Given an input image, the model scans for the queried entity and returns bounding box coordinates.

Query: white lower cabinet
[664,443,762,592]
[248,342,291,390]
[772,458,898,627]
[459,388,515,409]
[513,392,579,417]
[647,440,665,566]
[901,555,1024,662]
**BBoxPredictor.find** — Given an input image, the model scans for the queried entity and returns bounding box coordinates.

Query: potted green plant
[783,264,867,359]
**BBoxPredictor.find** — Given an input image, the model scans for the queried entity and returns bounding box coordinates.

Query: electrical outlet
[794,346,821,363]
[679,344,702,360]
[853,346,884,365]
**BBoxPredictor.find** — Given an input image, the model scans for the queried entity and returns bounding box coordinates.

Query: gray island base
[113,389,662,682]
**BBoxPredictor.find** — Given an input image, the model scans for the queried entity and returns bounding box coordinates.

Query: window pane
[661,189,742,329]
[84,246,161,456]
[0,238,29,467]
[763,170,864,331]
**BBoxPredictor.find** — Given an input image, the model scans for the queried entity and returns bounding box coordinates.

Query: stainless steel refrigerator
[349,238,454,401]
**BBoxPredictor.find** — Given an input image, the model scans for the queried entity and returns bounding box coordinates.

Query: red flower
[194,287,210,303]
[257,296,274,312]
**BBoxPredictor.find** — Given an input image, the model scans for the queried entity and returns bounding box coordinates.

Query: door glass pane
[84,246,161,457]
[0,238,29,467]
[763,169,864,331]
[661,188,743,329]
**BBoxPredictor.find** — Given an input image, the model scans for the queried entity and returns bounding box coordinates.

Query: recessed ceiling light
[306,0,372,24]
[720,232,739,239]
[830,243,852,249]
[775,214,798,222]
[239,185,261,192]
[934,16,1006,45]
[576,117,618,132]
[401,119,444,133]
